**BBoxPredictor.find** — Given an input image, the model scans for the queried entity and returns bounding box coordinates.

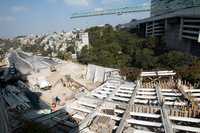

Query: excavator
[50,65,56,72]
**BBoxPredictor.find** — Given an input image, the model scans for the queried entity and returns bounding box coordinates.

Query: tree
[158,51,193,69]
[134,48,157,70]
[177,59,200,84]
[57,51,72,61]
[120,67,141,81]
[77,46,91,64]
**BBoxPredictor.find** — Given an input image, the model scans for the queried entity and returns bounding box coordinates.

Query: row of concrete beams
[135,95,157,100]
[170,115,200,132]
[162,93,182,96]
[141,71,176,77]
[161,89,183,97]
[160,88,188,107]
[70,100,97,118]
[115,93,132,98]
[161,89,178,92]
[126,87,165,132]
[92,80,135,103]
[164,101,187,106]
[70,100,98,114]
[130,112,161,119]
[184,89,200,103]
[116,85,163,132]
[110,96,130,102]
[138,88,156,91]
[126,119,162,127]
[133,129,156,133]
[72,114,85,120]
[71,79,200,133]
[137,91,156,95]
[77,101,97,108]
[119,83,200,132]
[66,80,137,132]
[91,81,118,99]
[92,79,200,130]
[158,86,200,133]
[71,106,92,114]
[172,125,200,133]
[176,85,199,108]
[169,116,200,123]
[134,88,158,105]
[110,84,135,102]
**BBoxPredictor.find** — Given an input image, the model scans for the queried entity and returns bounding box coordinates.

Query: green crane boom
[70,5,150,19]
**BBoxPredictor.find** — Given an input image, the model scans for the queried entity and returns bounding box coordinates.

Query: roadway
[17,51,58,71]
[7,51,32,74]
[7,51,58,74]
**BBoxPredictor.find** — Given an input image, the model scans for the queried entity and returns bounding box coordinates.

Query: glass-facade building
[151,0,200,16]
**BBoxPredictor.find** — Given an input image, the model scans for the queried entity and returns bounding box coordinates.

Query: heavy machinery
[9,63,17,75]
[50,65,56,72]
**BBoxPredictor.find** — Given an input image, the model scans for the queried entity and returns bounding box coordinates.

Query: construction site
[0,0,200,132]
[0,50,199,133]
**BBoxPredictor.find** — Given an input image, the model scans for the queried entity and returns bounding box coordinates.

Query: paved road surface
[7,51,32,74]
[17,51,58,71]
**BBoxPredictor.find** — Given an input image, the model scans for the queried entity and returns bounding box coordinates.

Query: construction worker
[51,102,56,112]
[55,96,61,105]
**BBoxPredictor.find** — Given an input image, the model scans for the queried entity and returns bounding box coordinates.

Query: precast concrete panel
[86,64,96,81]
[94,66,105,83]
[104,68,115,81]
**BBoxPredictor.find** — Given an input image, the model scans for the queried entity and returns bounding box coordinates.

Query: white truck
[35,77,52,90]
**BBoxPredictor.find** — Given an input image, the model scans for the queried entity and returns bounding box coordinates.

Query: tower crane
[70,4,150,19]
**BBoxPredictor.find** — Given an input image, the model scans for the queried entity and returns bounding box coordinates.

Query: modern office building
[128,0,200,56]
[151,0,200,16]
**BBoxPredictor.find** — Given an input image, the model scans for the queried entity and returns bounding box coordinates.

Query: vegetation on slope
[78,25,200,84]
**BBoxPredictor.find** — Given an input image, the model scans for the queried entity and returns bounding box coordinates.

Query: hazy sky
[0,0,150,38]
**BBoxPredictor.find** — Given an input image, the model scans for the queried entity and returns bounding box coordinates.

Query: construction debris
[90,116,116,133]
[2,85,31,113]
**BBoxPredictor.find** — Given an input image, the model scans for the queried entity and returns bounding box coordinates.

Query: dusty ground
[27,60,99,108]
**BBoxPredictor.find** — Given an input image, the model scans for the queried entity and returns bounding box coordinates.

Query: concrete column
[179,17,184,40]
[164,19,168,35]
[145,23,148,37]
[152,21,155,36]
